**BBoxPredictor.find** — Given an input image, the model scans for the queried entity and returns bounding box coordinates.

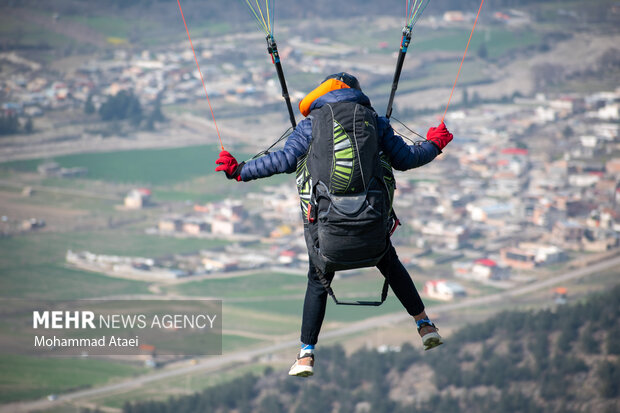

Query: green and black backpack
[296,101,396,279]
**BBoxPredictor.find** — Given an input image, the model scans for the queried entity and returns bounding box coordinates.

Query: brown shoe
[288,354,314,377]
[417,319,444,351]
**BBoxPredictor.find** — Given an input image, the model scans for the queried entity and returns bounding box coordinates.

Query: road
[2,253,619,413]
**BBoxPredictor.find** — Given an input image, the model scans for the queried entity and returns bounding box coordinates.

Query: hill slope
[118,285,620,413]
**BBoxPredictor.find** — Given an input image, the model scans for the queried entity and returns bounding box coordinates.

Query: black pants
[300,243,425,345]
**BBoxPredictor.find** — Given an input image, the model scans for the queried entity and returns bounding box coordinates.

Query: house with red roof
[424,280,466,301]
[124,188,152,209]
[472,258,510,280]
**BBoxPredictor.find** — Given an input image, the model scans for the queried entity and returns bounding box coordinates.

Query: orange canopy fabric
[298,78,350,117]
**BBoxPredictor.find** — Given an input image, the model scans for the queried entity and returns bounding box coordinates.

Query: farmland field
[0,355,147,404]
[0,145,221,186]
[413,27,541,58]
[0,230,227,300]
[0,12,76,50]
[168,272,307,299]
[229,295,430,324]
[86,363,269,410]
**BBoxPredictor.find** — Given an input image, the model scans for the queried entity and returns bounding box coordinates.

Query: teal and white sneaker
[416,318,443,351]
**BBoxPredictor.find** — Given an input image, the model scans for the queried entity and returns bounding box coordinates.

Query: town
[64,86,620,300]
[1,9,617,302]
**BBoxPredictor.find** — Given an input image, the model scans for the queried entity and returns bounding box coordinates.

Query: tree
[84,94,95,115]
[606,326,620,355]
[258,395,285,413]
[532,63,565,89]
[0,112,20,135]
[145,117,155,131]
[98,90,143,125]
[151,96,165,122]
[471,91,481,104]
[127,97,142,126]
[145,96,165,131]
[24,117,33,133]
[598,48,620,72]
[597,361,620,398]
[579,323,601,354]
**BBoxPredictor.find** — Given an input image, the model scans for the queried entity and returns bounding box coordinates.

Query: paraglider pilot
[216,73,453,377]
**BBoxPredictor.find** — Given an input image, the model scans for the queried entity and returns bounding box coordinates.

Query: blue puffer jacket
[240,88,440,181]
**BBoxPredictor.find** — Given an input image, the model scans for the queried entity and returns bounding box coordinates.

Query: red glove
[426,122,453,151]
[215,150,244,181]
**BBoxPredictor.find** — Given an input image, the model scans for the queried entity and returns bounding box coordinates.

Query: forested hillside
[119,285,620,413]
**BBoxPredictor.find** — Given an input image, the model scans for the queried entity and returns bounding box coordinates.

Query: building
[597,103,619,120]
[125,188,151,209]
[158,216,182,232]
[424,280,466,301]
[420,221,468,250]
[583,227,619,252]
[220,200,246,220]
[453,259,510,281]
[490,171,526,197]
[550,97,585,117]
[21,218,45,231]
[551,221,585,250]
[471,259,510,280]
[551,218,619,252]
[201,256,239,272]
[501,243,565,269]
[606,158,620,176]
[500,247,537,269]
[467,200,514,224]
[182,219,208,235]
[568,173,600,188]
[211,218,243,236]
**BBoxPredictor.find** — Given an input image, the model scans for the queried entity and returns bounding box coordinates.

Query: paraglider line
[177,0,224,150]
[442,0,485,124]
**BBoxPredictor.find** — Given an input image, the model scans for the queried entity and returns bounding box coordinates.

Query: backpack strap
[389,210,401,237]
[316,268,389,307]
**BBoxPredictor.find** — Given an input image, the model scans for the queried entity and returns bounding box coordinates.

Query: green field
[66,15,133,39]
[231,295,419,324]
[0,355,147,404]
[170,270,440,332]
[0,145,221,186]
[170,270,424,299]
[9,187,119,214]
[413,27,541,59]
[0,144,293,204]
[0,231,226,300]
[0,13,76,50]
[0,233,152,300]
[88,363,269,410]
[168,272,307,298]
[338,24,541,60]
[222,334,265,352]
[223,303,301,335]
